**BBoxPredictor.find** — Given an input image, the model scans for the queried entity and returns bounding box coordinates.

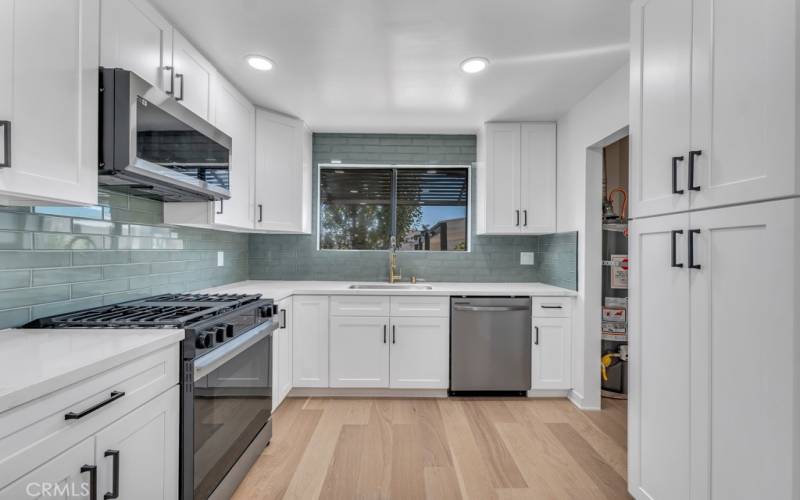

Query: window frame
[317,163,472,252]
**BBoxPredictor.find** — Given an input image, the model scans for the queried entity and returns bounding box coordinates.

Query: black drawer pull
[81,465,97,500]
[164,66,175,95]
[688,229,701,269]
[65,391,125,420]
[104,450,119,499]
[534,326,540,345]
[672,156,684,194]
[0,121,10,168]
[175,73,185,101]
[540,305,563,309]
[688,150,702,191]
[671,230,684,268]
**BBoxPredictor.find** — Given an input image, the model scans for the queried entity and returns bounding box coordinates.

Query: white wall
[556,63,629,409]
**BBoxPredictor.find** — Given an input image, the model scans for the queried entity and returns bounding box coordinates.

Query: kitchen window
[318,165,469,251]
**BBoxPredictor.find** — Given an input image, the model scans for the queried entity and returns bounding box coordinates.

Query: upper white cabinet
[628,199,799,499]
[0,0,99,206]
[292,295,329,387]
[100,0,172,92]
[171,31,215,121]
[476,122,556,235]
[164,74,256,231]
[630,0,800,218]
[255,109,313,233]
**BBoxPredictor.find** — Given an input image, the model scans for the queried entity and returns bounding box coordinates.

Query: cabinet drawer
[0,344,179,489]
[390,296,450,317]
[330,296,390,316]
[532,298,572,317]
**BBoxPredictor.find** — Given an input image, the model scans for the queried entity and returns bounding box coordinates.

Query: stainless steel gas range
[25,293,279,500]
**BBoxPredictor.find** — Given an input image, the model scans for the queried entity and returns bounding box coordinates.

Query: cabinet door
[629,0,693,218]
[628,212,691,500]
[94,387,179,500]
[519,123,556,234]
[254,110,311,233]
[689,0,799,210]
[0,437,95,499]
[483,123,522,234]
[277,297,293,402]
[100,0,172,92]
[0,0,99,206]
[272,327,284,411]
[329,316,389,388]
[292,296,329,387]
[688,199,797,500]
[531,317,571,390]
[172,31,214,120]
[389,317,449,389]
[211,76,255,230]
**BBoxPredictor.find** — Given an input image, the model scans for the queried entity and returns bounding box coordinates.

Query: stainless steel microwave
[99,68,231,202]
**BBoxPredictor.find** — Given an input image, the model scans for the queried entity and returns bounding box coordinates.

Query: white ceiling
[151,0,631,133]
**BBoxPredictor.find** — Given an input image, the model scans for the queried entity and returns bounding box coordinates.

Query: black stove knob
[258,306,272,318]
[195,333,213,349]
[215,327,226,343]
[225,324,235,338]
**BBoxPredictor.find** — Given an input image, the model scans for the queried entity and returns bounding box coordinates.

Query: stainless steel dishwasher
[450,297,532,395]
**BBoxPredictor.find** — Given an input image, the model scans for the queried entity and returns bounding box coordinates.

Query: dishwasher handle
[453,305,530,312]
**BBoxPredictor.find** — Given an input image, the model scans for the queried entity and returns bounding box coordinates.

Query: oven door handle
[193,320,276,381]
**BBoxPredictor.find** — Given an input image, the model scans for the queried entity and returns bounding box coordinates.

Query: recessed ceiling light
[246,55,274,71]
[460,57,489,74]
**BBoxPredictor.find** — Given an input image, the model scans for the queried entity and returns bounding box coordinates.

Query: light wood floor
[232,397,630,500]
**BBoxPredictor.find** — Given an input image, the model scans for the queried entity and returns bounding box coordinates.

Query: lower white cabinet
[94,387,179,500]
[629,198,799,500]
[292,295,329,388]
[389,316,449,389]
[272,297,293,410]
[531,316,572,390]
[330,317,390,388]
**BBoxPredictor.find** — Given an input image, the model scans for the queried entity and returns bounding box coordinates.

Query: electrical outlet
[520,252,535,265]
[217,251,224,267]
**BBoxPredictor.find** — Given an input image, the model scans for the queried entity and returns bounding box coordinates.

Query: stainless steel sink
[348,284,433,290]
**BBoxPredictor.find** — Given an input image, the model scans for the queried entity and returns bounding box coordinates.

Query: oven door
[192,325,272,499]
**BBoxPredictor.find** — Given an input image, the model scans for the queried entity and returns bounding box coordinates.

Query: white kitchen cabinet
[292,295,329,387]
[0,437,95,500]
[272,297,293,410]
[531,317,572,390]
[100,0,173,92]
[628,200,799,499]
[171,31,215,121]
[164,74,256,231]
[329,316,390,388]
[389,316,449,389]
[254,109,312,233]
[0,0,99,206]
[94,387,179,500]
[476,122,556,235]
[630,0,800,218]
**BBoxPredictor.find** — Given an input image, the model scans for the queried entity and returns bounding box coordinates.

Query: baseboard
[526,389,569,398]
[568,389,602,410]
[288,387,448,398]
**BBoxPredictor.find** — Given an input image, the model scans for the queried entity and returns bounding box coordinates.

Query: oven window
[136,96,230,190]
[193,335,271,498]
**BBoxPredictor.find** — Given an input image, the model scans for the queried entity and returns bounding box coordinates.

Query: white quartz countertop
[202,280,577,301]
[0,328,185,413]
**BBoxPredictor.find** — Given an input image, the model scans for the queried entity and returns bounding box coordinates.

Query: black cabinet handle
[280,309,287,329]
[0,120,10,168]
[534,326,539,345]
[81,465,97,500]
[175,73,185,101]
[258,204,263,223]
[392,325,396,344]
[541,305,562,309]
[164,66,175,95]
[216,199,223,215]
[515,210,520,226]
[104,450,119,499]
[671,230,684,268]
[523,210,528,227]
[383,324,387,344]
[688,229,701,269]
[64,391,125,420]
[688,150,702,191]
[672,156,684,194]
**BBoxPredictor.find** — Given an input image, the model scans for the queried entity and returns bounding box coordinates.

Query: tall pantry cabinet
[628,0,800,499]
